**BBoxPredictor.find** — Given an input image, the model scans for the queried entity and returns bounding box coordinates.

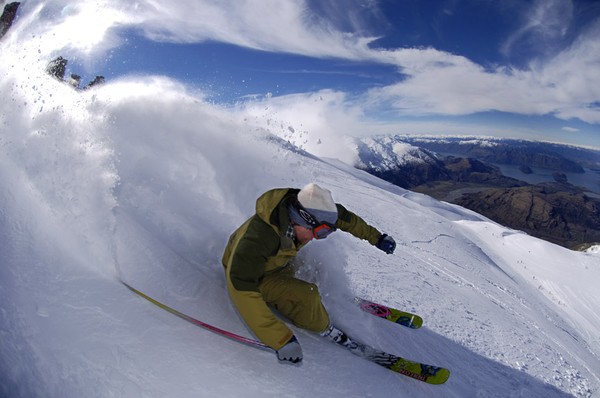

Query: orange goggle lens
[313,223,336,239]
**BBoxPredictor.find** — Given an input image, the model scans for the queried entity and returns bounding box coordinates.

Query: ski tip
[398,315,423,329]
[426,368,450,385]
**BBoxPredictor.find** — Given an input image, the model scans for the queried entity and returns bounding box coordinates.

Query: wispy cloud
[500,0,574,59]
[114,0,600,125]
[125,0,379,60]
[9,0,600,143]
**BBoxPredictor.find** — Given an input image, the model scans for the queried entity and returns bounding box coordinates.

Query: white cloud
[11,2,128,58]
[9,1,376,63]
[120,0,379,60]
[8,0,600,135]
[364,51,554,116]
[532,20,600,123]
[362,20,600,125]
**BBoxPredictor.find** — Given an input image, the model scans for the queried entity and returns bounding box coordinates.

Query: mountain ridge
[354,135,600,249]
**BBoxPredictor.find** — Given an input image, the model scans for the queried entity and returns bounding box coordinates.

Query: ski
[356,298,423,329]
[122,280,449,383]
[121,280,270,350]
[333,335,450,385]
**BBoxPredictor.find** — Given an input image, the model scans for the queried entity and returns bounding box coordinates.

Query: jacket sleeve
[335,204,382,246]
[225,216,294,350]
[228,217,277,293]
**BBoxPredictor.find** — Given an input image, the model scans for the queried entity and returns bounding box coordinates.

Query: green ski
[357,298,423,329]
[327,327,450,384]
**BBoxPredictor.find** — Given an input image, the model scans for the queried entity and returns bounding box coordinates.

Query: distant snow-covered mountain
[353,135,525,190]
[398,135,599,175]
[354,136,442,171]
[352,135,600,250]
[353,136,455,188]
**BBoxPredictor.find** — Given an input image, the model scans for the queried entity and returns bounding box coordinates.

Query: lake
[494,163,600,195]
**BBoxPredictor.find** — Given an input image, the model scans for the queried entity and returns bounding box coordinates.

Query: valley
[355,135,600,250]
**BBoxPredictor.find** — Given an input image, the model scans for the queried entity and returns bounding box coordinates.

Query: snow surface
[2,5,600,398]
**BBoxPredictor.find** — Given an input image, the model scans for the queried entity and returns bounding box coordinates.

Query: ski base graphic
[357,298,423,329]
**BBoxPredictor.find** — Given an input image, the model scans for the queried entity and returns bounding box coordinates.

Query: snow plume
[235,89,363,164]
[0,58,118,277]
[95,76,309,274]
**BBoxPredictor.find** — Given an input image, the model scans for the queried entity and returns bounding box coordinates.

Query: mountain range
[354,135,600,250]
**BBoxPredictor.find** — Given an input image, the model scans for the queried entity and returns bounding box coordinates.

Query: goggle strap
[294,200,318,227]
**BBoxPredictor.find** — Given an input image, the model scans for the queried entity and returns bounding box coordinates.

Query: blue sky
[12,0,600,148]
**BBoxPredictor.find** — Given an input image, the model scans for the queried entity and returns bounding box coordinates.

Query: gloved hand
[376,234,396,254]
[276,335,303,364]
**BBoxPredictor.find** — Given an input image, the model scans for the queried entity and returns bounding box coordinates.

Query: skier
[221,183,396,364]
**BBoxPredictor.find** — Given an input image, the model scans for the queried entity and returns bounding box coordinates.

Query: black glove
[276,335,303,364]
[376,234,396,254]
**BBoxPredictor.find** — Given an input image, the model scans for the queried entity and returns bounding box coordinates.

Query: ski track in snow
[2,9,600,398]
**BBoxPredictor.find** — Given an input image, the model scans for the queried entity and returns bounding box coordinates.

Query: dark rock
[44,56,106,90]
[46,56,68,80]
[68,74,81,89]
[0,2,20,39]
[84,76,105,89]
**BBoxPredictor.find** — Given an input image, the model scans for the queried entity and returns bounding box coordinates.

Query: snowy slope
[2,8,600,398]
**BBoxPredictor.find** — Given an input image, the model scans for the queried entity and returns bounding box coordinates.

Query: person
[221,183,396,364]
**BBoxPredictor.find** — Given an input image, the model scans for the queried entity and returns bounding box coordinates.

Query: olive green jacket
[221,188,382,350]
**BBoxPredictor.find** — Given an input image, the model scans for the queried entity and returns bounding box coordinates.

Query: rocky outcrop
[0,2,20,39]
[46,56,105,90]
[47,56,68,80]
[455,183,600,249]
[84,75,105,90]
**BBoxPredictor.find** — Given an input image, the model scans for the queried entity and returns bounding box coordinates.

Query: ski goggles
[294,200,337,240]
[312,221,336,240]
